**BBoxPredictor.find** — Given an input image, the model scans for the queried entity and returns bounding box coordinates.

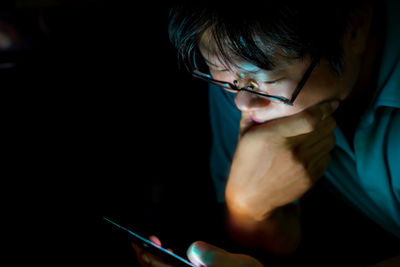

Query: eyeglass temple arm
[287,56,320,104]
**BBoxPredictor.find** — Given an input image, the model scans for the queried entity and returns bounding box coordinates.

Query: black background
[4,3,400,266]
[4,4,216,266]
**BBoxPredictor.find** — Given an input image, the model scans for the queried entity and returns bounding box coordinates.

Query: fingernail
[331,100,339,111]
[149,235,161,246]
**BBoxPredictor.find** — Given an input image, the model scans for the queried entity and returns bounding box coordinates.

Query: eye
[263,78,283,84]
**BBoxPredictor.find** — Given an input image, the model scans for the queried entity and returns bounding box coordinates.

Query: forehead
[198,29,292,73]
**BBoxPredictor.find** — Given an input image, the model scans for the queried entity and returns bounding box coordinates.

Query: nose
[234,90,271,111]
[234,78,271,111]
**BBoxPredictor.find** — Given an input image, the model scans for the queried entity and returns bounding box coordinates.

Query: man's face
[199,31,361,123]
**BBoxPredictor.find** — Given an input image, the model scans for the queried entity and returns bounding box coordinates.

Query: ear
[347,4,374,55]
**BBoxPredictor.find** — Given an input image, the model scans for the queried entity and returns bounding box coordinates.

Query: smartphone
[103,217,195,267]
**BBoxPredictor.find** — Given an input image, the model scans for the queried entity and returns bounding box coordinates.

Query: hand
[131,236,264,267]
[187,241,264,267]
[225,100,339,222]
[132,235,174,267]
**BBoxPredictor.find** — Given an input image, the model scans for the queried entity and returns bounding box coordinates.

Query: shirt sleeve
[208,84,241,202]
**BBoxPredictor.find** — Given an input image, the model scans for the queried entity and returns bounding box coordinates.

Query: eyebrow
[203,54,288,75]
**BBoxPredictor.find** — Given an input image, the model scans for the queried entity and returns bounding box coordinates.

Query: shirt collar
[374,0,400,109]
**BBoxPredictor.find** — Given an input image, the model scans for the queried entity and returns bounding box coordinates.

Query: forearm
[226,203,302,256]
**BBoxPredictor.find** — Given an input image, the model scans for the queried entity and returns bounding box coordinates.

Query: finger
[293,115,337,149]
[148,236,175,260]
[132,243,151,266]
[308,152,332,182]
[132,244,176,267]
[149,235,162,247]
[291,120,336,159]
[141,253,176,267]
[132,243,144,258]
[319,100,340,121]
[264,100,339,137]
[132,242,142,252]
[187,241,226,266]
[239,111,257,137]
[295,132,336,161]
[187,241,263,267]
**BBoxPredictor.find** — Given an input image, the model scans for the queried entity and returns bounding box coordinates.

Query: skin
[132,237,263,267]
[216,4,375,255]
[132,3,399,266]
[198,20,363,124]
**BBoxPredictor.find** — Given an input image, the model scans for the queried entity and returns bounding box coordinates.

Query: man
[133,1,399,266]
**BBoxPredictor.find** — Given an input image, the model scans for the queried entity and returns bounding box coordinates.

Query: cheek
[294,67,341,109]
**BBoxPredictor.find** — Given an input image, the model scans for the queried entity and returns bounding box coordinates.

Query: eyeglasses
[192,56,320,106]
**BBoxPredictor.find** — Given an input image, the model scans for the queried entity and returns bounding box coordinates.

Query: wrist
[225,190,274,225]
[226,203,302,254]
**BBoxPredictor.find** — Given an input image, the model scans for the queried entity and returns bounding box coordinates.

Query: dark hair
[168,2,370,76]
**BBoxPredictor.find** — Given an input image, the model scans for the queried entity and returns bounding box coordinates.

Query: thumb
[187,241,228,267]
[187,241,263,267]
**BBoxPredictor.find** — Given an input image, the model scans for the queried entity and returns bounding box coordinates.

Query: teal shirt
[208,0,400,238]
[325,0,400,238]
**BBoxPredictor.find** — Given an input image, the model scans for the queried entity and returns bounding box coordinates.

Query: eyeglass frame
[191,55,320,106]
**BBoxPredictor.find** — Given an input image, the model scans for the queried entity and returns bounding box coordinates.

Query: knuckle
[287,149,300,163]
[301,111,318,132]
[320,104,332,120]
[294,157,309,174]
[300,174,314,189]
